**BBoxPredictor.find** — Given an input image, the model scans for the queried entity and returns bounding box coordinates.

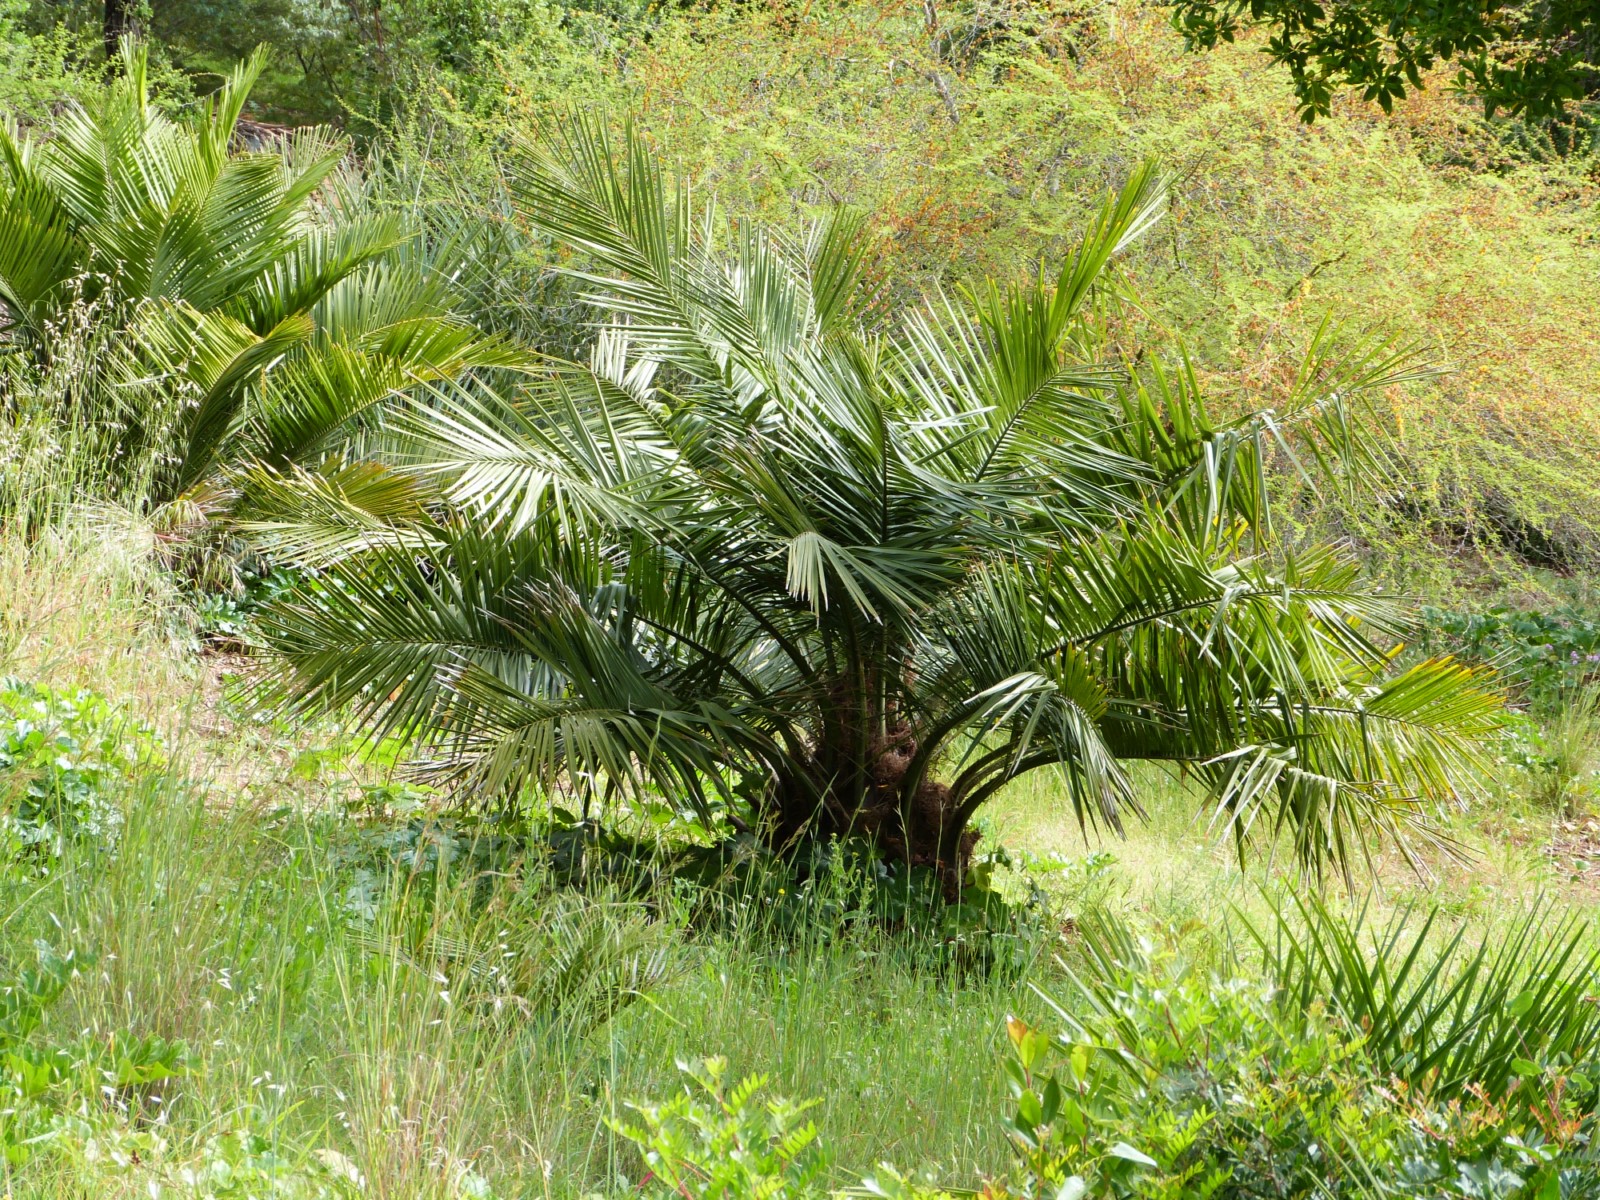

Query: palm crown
[0,41,512,513]
[256,122,1502,883]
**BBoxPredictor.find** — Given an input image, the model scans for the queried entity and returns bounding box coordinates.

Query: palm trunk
[765,724,976,896]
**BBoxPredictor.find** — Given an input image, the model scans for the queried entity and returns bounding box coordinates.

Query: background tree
[102,0,135,58]
[5,0,533,125]
[1169,0,1599,121]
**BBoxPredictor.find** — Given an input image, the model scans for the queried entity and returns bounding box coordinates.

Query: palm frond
[249,123,1505,882]
[236,460,441,567]
[1248,894,1600,1099]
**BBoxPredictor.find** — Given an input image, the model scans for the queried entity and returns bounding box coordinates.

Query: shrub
[1021,933,1399,1197]
[1241,893,1600,1104]
[1419,605,1600,709]
[1017,950,1590,1198]
[0,677,161,858]
[1512,686,1600,812]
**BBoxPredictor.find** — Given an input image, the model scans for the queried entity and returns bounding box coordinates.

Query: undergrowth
[0,582,1595,1198]
[3,6,1600,1193]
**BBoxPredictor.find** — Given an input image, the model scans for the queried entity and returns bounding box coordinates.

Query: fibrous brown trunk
[768,724,978,897]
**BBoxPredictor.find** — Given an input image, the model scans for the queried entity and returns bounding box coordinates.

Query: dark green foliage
[1420,605,1600,708]
[12,0,539,127]
[1017,969,1395,1197]
[192,563,303,647]
[1168,0,1599,121]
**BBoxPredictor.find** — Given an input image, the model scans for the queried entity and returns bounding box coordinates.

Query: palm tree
[252,122,1502,883]
[0,41,514,519]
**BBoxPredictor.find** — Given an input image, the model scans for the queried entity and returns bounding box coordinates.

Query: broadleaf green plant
[1024,928,1590,1199]
[0,677,160,857]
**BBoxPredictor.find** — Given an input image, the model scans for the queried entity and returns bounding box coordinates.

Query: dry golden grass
[983,754,1600,934]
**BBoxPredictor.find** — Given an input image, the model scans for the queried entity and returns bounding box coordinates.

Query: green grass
[2,529,1599,1199]
[0,776,1030,1196]
[0,536,1027,1194]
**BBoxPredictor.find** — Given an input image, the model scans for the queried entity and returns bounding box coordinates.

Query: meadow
[4,514,1599,1198]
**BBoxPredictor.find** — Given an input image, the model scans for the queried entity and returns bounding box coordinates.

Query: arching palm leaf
[256,117,1503,883]
[0,39,515,521]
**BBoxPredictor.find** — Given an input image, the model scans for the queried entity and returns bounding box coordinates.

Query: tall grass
[1,530,1598,1198]
[0,294,169,539]
[0,766,1030,1197]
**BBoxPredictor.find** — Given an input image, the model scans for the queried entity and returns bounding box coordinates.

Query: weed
[1521,686,1600,813]
[612,1058,829,1200]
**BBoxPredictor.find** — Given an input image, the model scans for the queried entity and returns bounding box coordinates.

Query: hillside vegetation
[406,0,1600,593]
[3,3,1600,1199]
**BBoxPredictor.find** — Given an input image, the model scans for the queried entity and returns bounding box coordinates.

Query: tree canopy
[1169,0,1599,120]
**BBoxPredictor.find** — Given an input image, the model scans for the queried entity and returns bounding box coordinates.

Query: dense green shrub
[1015,948,1596,1197]
[1420,605,1600,706]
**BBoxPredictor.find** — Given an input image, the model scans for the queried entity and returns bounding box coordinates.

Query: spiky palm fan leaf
[254,119,1502,884]
[0,40,517,524]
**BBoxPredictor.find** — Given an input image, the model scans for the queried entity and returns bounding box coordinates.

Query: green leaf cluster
[0,676,161,858]
[1168,0,1599,121]
[0,40,513,531]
